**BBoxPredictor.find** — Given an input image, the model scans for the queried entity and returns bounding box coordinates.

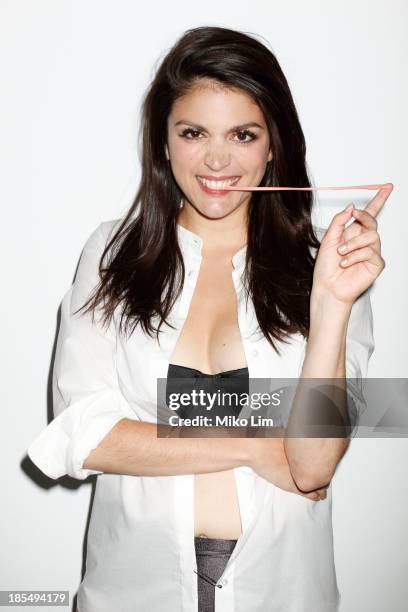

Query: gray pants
[194,536,238,612]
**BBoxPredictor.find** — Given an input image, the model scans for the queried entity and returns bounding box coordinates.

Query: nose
[203,140,231,171]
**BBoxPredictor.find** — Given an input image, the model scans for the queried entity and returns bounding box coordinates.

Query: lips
[196,176,241,197]
[197,176,241,189]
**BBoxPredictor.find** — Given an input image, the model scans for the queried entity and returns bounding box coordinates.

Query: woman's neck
[177,200,248,258]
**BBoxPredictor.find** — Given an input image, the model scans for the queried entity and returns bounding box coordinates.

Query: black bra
[168,363,249,378]
[166,363,249,420]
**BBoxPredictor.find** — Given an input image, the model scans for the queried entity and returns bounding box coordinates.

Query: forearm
[83,418,254,477]
[283,292,352,491]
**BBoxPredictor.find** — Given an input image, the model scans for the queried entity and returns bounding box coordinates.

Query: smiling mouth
[196,176,241,189]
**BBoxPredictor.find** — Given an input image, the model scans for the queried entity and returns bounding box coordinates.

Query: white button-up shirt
[28,218,374,612]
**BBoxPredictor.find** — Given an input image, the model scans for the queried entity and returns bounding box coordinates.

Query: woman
[28,26,391,612]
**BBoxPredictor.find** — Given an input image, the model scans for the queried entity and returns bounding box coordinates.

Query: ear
[165,144,170,161]
[267,149,273,162]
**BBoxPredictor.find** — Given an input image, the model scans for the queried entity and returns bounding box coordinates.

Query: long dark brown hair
[78,26,321,355]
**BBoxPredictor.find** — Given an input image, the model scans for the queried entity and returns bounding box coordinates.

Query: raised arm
[283,196,383,492]
[284,289,374,492]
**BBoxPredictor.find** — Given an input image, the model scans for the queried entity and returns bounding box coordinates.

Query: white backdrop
[2,1,407,611]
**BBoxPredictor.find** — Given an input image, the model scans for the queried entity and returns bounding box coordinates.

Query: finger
[304,491,320,500]
[339,246,385,269]
[337,230,381,256]
[351,208,378,232]
[315,487,327,500]
[363,183,393,219]
[303,489,327,501]
[343,214,364,242]
[325,203,355,243]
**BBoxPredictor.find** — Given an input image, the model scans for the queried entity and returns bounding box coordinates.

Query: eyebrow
[174,120,265,132]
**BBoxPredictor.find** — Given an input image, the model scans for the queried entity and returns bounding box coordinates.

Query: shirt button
[187,270,193,277]
[252,349,259,357]
[218,578,228,587]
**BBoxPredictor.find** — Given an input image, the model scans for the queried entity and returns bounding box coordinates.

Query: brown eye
[179,128,202,139]
[233,130,257,144]
[178,127,258,143]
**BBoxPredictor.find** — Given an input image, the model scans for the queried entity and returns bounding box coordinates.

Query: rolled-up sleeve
[344,287,375,434]
[27,222,135,480]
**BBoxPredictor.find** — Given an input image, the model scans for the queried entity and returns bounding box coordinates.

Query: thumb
[325,202,355,242]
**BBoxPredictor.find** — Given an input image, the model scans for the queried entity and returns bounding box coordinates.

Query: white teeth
[197,177,239,189]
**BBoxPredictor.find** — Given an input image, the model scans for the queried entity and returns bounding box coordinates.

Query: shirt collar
[176,223,247,271]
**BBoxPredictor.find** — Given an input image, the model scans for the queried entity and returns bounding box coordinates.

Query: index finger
[364,182,394,218]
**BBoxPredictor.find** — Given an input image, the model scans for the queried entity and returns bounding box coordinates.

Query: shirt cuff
[27,389,134,480]
[345,366,368,438]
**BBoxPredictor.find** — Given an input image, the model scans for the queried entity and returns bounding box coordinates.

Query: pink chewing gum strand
[219,182,393,192]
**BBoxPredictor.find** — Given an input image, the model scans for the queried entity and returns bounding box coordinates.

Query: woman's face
[165,79,273,220]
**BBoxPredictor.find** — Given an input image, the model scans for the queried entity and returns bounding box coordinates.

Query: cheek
[169,139,200,168]
[239,146,269,174]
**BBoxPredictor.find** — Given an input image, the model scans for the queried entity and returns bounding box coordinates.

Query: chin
[198,203,238,220]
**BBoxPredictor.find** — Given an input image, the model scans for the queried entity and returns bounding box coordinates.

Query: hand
[249,436,328,501]
[312,184,393,305]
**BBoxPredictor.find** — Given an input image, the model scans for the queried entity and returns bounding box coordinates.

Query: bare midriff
[169,242,247,540]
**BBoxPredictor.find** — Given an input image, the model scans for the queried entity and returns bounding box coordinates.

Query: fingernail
[346,202,355,211]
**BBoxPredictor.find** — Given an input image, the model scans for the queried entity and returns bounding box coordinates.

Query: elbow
[289,453,350,493]
[291,469,333,494]
[289,439,350,493]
